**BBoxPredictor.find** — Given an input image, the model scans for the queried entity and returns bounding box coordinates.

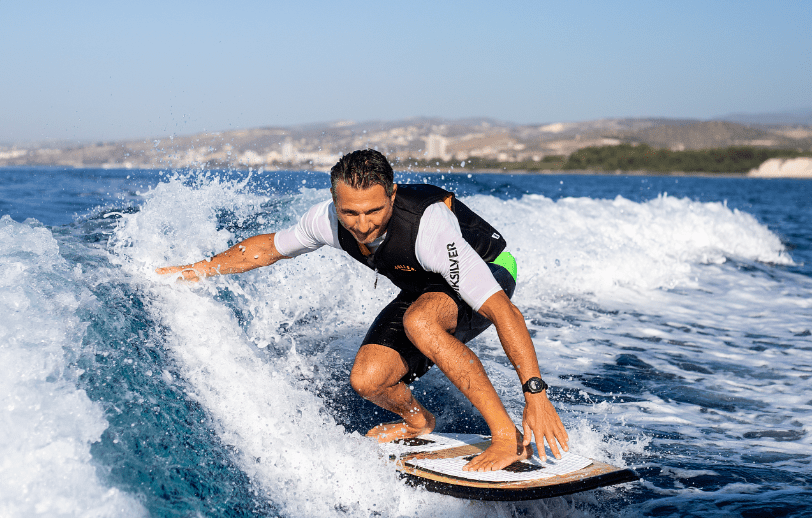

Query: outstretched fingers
[462,429,530,472]
[523,394,569,462]
[155,265,201,282]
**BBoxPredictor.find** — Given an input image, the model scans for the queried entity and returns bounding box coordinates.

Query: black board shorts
[361,263,517,384]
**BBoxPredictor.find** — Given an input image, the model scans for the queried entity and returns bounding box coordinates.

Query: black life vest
[336,184,506,293]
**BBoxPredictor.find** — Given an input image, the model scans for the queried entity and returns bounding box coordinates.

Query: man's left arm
[478,291,570,461]
[414,202,569,458]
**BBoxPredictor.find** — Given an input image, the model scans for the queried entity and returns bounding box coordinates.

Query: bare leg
[403,292,531,472]
[350,343,435,442]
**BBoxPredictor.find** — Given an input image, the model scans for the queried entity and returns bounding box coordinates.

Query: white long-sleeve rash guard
[274,200,503,311]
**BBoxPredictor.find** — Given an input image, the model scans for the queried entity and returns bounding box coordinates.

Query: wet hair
[330,149,395,197]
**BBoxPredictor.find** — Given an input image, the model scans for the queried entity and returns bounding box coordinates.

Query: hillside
[605,120,811,151]
[1,116,810,171]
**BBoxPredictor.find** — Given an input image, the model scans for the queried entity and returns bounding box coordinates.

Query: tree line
[396,145,811,174]
[562,144,810,173]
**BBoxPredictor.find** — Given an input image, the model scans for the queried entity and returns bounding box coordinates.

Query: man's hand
[155,265,203,282]
[154,233,288,282]
[522,391,569,462]
[477,290,571,462]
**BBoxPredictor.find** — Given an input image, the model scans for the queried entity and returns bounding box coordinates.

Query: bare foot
[463,429,532,472]
[366,411,436,443]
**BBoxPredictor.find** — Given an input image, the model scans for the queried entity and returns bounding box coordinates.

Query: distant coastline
[4,164,806,179]
[2,116,810,177]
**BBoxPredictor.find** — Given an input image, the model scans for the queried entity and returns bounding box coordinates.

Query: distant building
[239,150,265,166]
[0,148,28,160]
[281,139,295,163]
[425,134,451,161]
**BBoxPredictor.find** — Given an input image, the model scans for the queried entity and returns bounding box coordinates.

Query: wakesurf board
[381,433,639,501]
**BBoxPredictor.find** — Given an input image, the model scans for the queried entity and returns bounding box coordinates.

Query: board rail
[395,440,639,501]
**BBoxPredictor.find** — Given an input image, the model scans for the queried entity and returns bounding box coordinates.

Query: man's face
[333,181,397,244]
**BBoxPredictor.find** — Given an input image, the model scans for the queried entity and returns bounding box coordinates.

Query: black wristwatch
[522,377,548,394]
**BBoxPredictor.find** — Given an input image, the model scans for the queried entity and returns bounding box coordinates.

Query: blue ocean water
[1,166,810,517]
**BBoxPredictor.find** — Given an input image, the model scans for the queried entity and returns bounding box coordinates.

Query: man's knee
[402,293,457,343]
[350,344,407,399]
[350,362,383,399]
[402,307,431,342]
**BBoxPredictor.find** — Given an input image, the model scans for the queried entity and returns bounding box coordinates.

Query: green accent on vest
[490,251,517,281]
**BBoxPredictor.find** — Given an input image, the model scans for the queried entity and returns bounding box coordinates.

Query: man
[157,149,568,472]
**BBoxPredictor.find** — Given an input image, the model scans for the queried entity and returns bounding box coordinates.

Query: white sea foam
[467,192,794,299]
[110,175,811,515]
[0,216,147,518]
[113,176,583,516]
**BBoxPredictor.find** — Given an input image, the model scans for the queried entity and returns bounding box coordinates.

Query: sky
[1,0,810,144]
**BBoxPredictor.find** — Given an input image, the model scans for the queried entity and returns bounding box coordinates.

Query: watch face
[523,377,547,393]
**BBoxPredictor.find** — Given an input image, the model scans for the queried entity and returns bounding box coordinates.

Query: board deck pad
[383,433,639,501]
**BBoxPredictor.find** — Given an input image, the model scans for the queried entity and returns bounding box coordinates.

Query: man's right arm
[156,199,338,281]
[155,233,289,282]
